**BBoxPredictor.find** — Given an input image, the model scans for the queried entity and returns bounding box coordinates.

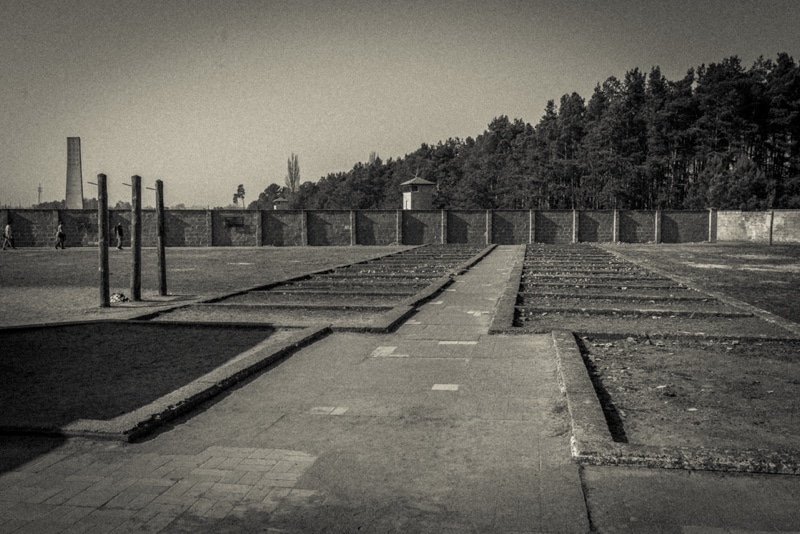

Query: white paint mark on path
[310,407,349,415]
[438,341,477,345]
[371,346,409,358]
[432,384,459,391]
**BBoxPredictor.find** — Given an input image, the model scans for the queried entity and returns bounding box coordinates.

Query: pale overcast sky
[1,0,798,208]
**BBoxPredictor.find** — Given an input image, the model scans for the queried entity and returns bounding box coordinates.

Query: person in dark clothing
[55,222,66,249]
[2,222,15,250]
[114,223,124,250]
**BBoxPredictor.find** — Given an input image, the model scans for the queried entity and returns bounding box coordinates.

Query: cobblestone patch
[0,446,318,532]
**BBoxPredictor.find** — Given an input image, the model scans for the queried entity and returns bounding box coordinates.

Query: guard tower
[65,137,84,209]
[400,176,435,210]
[272,196,289,210]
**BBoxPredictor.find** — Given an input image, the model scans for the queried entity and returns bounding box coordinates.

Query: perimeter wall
[1,209,797,247]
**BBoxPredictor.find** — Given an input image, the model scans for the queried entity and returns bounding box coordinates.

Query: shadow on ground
[0,322,276,429]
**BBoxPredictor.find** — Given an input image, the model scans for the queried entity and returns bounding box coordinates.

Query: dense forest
[250,54,800,211]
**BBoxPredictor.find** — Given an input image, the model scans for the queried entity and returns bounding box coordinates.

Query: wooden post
[530,210,535,243]
[130,175,142,301]
[156,180,167,296]
[612,209,619,243]
[98,174,110,307]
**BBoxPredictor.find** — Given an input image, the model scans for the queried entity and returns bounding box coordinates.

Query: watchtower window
[411,185,418,192]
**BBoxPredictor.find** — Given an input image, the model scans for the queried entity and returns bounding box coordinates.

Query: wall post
[572,209,579,243]
[486,210,492,245]
[256,210,263,246]
[708,208,718,243]
[396,210,403,245]
[654,210,662,244]
[612,209,619,243]
[350,210,356,246]
[441,210,447,244]
[530,210,536,243]
[301,210,308,246]
[206,209,213,246]
[769,210,775,246]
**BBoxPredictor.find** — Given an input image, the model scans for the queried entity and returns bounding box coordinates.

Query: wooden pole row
[96,173,167,308]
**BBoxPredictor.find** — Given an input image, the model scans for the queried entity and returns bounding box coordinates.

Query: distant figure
[114,222,124,250]
[2,222,15,250]
[55,222,66,249]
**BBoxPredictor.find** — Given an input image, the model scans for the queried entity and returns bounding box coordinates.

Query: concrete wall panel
[307,211,351,246]
[662,211,708,243]
[356,211,397,245]
[212,211,260,246]
[263,211,304,246]
[619,211,656,243]
[535,210,573,244]
[578,210,613,243]
[447,210,486,244]
[402,211,442,245]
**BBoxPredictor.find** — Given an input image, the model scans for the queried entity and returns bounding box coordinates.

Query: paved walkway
[0,246,587,533]
[2,245,800,533]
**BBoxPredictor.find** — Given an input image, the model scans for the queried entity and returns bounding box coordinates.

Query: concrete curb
[551,329,800,475]
[453,244,497,274]
[125,247,419,321]
[488,245,525,334]
[330,245,496,333]
[0,325,330,442]
[133,245,487,327]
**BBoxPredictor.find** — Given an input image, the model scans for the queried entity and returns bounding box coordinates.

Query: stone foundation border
[0,324,330,442]
[551,329,800,475]
[1,245,497,441]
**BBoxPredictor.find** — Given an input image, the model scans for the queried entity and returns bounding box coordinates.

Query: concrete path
[0,245,588,533]
[3,245,800,533]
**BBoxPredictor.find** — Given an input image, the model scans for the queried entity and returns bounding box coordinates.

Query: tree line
[255,53,800,211]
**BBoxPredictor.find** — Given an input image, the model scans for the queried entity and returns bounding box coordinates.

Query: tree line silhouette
[254,53,799,212]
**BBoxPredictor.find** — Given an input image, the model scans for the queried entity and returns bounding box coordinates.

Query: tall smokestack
[66,137,84,209]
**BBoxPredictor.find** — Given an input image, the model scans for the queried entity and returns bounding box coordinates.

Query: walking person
[2,221,15,250]
[54,222,66,249]
[114,222,124,250]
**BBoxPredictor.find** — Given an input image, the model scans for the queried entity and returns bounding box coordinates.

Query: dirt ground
[0,322,283,429]
[578,335,800,453]
[601,242,800,324]
[0,246,407,431]
[0,246,408,326]
[564,243,800,454]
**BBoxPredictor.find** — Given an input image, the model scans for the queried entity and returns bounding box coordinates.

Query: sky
[1,0,799,208]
